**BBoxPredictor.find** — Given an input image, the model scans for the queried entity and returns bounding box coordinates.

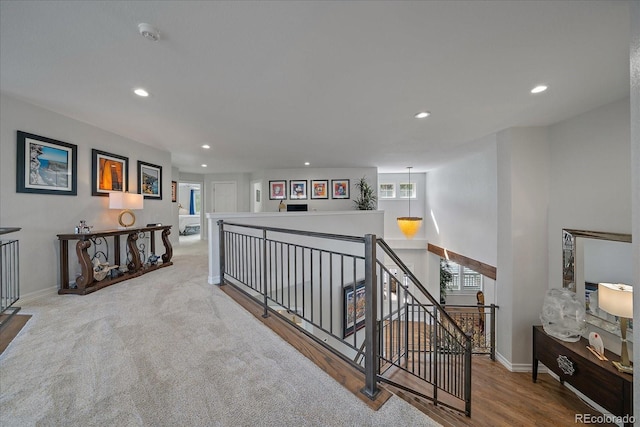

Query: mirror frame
[562,229,633,335]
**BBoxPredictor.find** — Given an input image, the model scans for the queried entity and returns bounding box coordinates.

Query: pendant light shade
[397,167,422,239]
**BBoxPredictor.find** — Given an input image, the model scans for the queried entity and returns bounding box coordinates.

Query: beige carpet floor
[0,236,439,427]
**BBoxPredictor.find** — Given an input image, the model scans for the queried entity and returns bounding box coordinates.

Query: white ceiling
[0,1,631,174]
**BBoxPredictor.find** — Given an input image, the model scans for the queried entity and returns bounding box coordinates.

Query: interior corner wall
[0,94,174,296]
[630,0,639,416]
[496,127,550,369]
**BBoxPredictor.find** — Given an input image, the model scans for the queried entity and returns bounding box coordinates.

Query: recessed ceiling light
[202,144,210,149]
[201,164,207,168]
[133,88,149,97]
[531,85,548,94]
[414,111,430,119]
[304,162,310,166]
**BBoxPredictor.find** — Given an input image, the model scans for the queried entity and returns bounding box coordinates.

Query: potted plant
[353,177,377,210]
[440,258,453,304]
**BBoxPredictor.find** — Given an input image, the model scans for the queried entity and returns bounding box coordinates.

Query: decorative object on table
[171,180,177,202]
[331,179,350,199]
[109,192,144,228]
[353,176,376,210]
[310,180,328,199]
[91,149,128,196]
[289,180,307,200]
[148,253,159,265]
[16,130,77,196]
[278,200,286,212]
[75,220,93,234]
[137,161,163,199]
[598,282,633,374]
[396,167,422,239]
[92,258,119,281]
[587,331,606,360]
[269,180,286,200]
[539,288,587,342]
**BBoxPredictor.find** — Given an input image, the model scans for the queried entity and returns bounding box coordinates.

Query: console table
[57,225,173,295]
[532,325,633,425]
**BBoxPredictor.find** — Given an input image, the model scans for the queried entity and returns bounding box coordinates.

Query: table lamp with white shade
[598,282,633,374]
[109,192,144,228]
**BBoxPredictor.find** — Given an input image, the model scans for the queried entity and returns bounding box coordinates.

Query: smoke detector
[138,23,159,42]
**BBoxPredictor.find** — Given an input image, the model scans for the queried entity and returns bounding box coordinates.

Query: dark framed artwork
[311,179,328,199]
[91,149,128,196]
[16,131,77,195]
[171,181,177,202]
[343,280,366,337]
[331,179,350,199]
[269,180,286,200]
[289,180,307,200]
[138,161,163,200]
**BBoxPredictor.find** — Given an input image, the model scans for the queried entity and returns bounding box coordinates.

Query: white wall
[0,94,174,296]
[425,136,498,267]
[496,127,550,369]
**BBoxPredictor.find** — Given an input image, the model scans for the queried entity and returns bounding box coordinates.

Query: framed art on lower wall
[343,280,366,337]
[138,161,163,199]
[16,130,77,195]
[269,180,286,200]
[331,179,350,199]
[289,180,308,200]
[171,181,177,202]
[91,149,128,196]
[311,180,328,199]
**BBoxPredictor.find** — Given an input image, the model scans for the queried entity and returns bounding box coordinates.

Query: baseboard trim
[208,275,220,285]
[495,352,545,373]
[17,286,58,305]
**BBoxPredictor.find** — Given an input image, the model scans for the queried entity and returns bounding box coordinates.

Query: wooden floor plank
[0,313,31,355]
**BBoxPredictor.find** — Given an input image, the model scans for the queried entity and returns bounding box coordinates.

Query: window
[379,183,396,199]
[399,182,416,198]
[444,260,483,293]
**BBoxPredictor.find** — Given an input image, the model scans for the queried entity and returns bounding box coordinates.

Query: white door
[212,181,237,212]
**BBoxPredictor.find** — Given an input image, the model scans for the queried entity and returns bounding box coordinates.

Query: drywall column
[630,0,639,417]
[496,127,550,369]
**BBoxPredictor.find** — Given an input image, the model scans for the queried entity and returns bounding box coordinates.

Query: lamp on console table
[598,282,633,374]
[109,192,144,228]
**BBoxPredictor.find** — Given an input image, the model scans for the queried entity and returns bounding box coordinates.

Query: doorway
[178,182,202,242]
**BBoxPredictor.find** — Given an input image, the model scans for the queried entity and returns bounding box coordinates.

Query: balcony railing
[217,220,472,416]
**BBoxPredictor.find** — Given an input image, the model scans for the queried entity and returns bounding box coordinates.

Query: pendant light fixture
[397,167,422,239]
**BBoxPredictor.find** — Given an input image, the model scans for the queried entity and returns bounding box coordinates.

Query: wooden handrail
[427,243,497,280]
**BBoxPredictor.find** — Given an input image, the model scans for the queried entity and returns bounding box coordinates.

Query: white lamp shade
[598,282,633,318]
[109,192,144,210]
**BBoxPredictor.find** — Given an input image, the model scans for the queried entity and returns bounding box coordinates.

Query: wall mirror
[562,229,633,337]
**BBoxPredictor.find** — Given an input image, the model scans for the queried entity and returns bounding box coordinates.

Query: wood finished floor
[222,284,616,426]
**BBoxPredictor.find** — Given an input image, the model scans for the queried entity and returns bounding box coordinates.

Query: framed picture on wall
[289,180,307,200]
[91,149,129,196]
[311,180,328,199]
[16,131,77,195]
[331,179,350,199]
[171,181,177,202]
[343,280,366,337]
[138,161,163,199]
[269,180,286,200]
